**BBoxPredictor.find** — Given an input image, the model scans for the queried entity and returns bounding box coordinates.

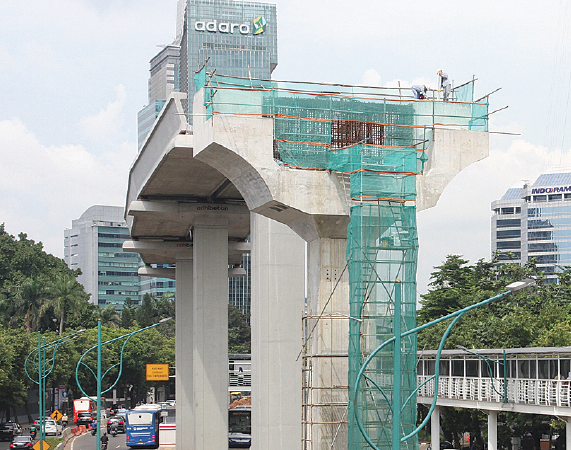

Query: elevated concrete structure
[125,86,489,449]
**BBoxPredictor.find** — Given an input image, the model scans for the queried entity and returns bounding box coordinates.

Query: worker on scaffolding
[411,85,428,99]
[437,69,451,101]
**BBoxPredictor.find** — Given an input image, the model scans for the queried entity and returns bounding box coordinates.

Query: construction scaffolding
[194,67,488,449]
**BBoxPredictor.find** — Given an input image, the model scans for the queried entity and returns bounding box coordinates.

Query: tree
[121,298,136,328]
[99,305,121,328]
[417,255,571,450]
[44,275,89,335]
[13,277,47,333]
[135,294,159,328]
[229,304,250,353]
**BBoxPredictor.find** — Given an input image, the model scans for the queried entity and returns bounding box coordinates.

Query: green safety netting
[194,68,488,449]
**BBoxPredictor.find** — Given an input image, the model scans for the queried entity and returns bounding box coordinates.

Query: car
[427,441,454,450]
[9,435,32,448]
[0,423,22,442]
[76,412,93,426]
[167,400,175,407]
[33,418,62,436]
[106,415,126,433]
[42,419,58,436]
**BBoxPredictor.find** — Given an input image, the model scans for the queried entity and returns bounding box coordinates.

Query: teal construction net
[194,68,488,449]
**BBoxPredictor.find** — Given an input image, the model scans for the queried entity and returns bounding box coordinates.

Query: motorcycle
[101,441,108,450]
[91,427,97,436]
[30,429,37,439]
[110,427,118,437]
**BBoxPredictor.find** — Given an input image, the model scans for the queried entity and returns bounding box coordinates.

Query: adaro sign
[146,364,169,381]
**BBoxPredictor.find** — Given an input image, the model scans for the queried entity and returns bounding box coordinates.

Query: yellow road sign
[146,364,169,381]
[33,440,50,450]
[50,410,62,422]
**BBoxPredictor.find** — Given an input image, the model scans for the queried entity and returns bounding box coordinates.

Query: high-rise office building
[491,173,571,282]
[137,44,181,148]
[64,205,141,308]
[181,0,278,116]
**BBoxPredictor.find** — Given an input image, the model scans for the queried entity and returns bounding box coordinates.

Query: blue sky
[1,0,571,295]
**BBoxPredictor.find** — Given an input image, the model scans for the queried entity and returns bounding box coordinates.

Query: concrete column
[250,213,305,450]
[175,257,193,449]
[431,405,440,450]
[193,218,229,450]
[566,417,571,450]
[306,237,350,449]
[487,410,498,450]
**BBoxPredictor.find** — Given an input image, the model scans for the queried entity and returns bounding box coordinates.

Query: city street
[0,431,128,450]
[69,431,128,450]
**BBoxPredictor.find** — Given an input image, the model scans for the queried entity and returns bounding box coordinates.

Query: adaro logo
[194,16,267,35]
[253,16,266,35]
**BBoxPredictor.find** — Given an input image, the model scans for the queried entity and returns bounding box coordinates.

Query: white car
[42,419,59,436]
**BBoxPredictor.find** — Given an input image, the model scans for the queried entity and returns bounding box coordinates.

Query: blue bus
[125,405,162,448]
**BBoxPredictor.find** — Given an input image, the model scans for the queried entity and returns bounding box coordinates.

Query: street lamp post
[75,317,172,450]
[24,329,86,450]
[457,345,508,403]
[353,278,536,450]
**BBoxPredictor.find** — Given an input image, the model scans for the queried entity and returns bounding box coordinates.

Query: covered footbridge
[417,347,571,450]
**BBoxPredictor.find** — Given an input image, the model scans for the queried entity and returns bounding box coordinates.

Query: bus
[72,397,96,424]
[229,397,251,448]
[125,405,162,448]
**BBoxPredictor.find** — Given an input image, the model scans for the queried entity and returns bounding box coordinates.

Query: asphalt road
[69,431,128,450]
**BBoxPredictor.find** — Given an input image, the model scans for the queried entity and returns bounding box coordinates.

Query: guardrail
[417,375,571,407]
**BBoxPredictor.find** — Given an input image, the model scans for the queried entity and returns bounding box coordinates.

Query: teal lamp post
[75,317,172,450]
[353,278,535,450]
[24,329,86,450]
[457,345,508,403]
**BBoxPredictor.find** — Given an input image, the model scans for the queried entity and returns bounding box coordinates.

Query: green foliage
[121,298,136,328]
[0,223,253,414]
[418,255,571,448]
[228,304,251,353]
[0,329,35,415]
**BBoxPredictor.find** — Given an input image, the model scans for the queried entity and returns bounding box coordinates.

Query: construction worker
[437,69,451,101]
[411,85,428,99]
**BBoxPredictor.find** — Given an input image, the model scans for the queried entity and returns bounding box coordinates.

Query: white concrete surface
[192,219,229,450]
[175,256,193,449]
[487,410,498,450]
[431,405,440,450]
[305,237,350,449]
[250,213,305,450]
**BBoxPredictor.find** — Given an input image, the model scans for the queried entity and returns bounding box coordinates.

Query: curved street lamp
[25,329,86,450]
[456,345,508,403]
[352,278,536,450]
[75,317,172,450]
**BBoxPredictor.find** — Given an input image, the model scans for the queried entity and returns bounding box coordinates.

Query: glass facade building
[182,0,278,119]
[137,100,167,148]
[491,173,571,282]
[228,253,251,317]
[140,264,176,299]
[64,205,141,308]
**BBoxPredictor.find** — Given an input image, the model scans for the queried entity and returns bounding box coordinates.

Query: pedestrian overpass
[417,347,571,450]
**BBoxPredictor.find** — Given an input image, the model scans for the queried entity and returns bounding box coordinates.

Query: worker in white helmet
[437,69,451,101]
[411,85,428,99]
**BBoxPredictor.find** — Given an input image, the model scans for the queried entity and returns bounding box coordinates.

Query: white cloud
[361,69,382,87]
[0,118,133,257]
[79,85,128,144]
[417,139,571,295]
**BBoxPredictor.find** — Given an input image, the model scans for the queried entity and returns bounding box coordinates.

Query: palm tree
[99,305,121,328]
[44,275,86,335]
[14,278,47,333]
